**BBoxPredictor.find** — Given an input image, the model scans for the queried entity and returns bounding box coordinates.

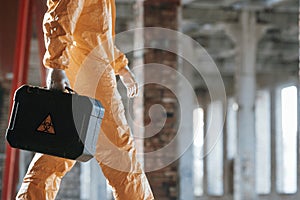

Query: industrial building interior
[0,0,299,199]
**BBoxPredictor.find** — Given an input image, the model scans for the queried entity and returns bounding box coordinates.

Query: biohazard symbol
[37,114,55,134]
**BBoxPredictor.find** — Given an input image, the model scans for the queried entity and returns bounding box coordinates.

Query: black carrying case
[6,85,105,162]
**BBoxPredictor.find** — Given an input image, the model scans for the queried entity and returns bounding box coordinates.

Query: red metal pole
[1,0,33,199]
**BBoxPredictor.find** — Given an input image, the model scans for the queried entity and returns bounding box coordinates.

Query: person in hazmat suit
[16,0,154,199]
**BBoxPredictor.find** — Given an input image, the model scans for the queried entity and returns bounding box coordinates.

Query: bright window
[206,101,224,196]
[255,90,271,194]
[277,85,298,194]
[193,108,204,196]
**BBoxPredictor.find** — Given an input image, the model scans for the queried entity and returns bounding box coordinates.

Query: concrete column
[201,94,209,196]
[177,51,195,199]
[80,160,107,200]
[270,87,278,198]
[223,103,231,196]
[225,10,267,200]
[132,0,145,167]
[234,10,257,200]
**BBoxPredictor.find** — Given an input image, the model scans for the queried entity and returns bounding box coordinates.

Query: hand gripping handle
[65,86,78,94]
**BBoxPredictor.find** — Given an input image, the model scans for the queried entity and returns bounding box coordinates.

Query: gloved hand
[119,66,138,98]
[46,68,70,91]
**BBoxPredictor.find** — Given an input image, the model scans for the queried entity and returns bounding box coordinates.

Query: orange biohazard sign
[37,114,56,134]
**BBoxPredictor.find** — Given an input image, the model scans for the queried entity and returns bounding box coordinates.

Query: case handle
[65,86,78,94]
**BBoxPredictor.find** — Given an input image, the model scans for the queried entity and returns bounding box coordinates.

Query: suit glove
[119,66,138,98]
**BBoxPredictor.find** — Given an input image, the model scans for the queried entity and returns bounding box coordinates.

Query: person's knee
[28,154,75,177]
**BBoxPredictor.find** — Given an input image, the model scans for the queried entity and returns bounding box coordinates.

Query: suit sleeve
[43,0,74,69]
[43,0,128,73]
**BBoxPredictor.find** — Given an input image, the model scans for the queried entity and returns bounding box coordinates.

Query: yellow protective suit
[16,0,154,199]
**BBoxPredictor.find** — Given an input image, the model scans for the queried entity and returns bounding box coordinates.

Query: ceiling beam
[183,6,239,23]
[183,4,298,26]
[116,1,135,20]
